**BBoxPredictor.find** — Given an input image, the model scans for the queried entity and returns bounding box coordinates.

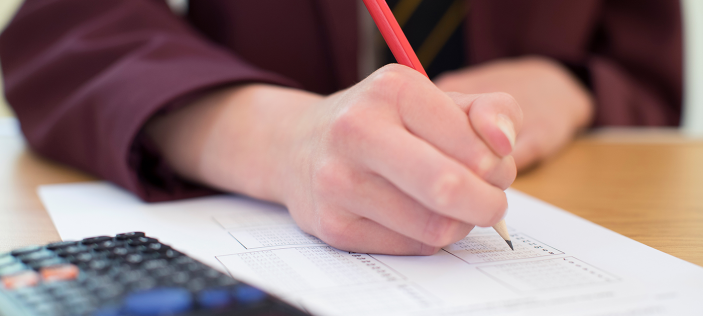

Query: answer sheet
[39,182,703,315]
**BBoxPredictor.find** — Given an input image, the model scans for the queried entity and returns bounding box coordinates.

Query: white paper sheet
[38,182,703,315]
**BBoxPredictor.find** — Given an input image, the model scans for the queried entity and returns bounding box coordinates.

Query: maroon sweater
[0,0,682,202]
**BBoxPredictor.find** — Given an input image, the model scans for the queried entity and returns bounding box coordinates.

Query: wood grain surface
[0,133,94,251]
[1,126,701,267]
[512,133,703,266]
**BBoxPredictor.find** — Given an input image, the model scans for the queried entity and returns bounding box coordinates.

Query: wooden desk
[1,123,702,266]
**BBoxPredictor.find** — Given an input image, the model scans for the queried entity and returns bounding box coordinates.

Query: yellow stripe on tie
[417,0,467,69]
[392,0,423,28]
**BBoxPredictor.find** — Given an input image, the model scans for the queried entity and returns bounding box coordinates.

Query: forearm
[145,84,322,204]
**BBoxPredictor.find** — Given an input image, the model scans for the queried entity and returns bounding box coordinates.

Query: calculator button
[95,240,119,251]
[2,270,40,289]
[170,271,190,285]
[127,278,158,292]
[233,285,267,304]
[214,276,239,287]
[67,252,95,264]
[13,285,48,297]
[162,249,182,259]
[123,287,193,316]
[186,278,207,292]
[30,301,64,315]
[51,285,86,299]
[108,265,134,278]
[87,259,111,273]
[56,245,89,257]
[46,241,79,250]
[10,245,43,257]
[201,269,224,279]
[82,236,113,245]
[109,247,131,257]
[0,261,27,276]
[171,256,195,265]
[125,253,144,265]
[197,288,232,309]
[18,249,55,262]
[0,254,17,266]
[28,257,66,270]
[84,275,114,290]
[145,243,170,253]
[142,259,169,271]
[116,232,146,240]
[179,262,207,274]
[127,237,158,245]
[40,264,80,282]
[95,285,125,301]
[150,266,177,280]
[118,270,147,284]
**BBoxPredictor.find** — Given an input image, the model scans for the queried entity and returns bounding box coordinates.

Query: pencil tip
[506,240,514,251]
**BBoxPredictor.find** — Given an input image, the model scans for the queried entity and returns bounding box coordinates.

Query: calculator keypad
[0,233,308,316]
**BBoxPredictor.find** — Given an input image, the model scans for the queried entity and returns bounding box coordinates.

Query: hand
[146,65,522,255]
[435,56,594,170]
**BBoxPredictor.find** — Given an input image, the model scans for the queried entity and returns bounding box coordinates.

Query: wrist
[146,84,323,204]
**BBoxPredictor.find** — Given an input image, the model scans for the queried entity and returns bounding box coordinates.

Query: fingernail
[496,114,516,149]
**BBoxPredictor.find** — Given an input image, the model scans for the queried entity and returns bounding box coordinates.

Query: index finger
[360,123,508,227]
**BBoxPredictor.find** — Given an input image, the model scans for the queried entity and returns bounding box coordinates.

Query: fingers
[303,204,440,255]
[320,213,440,255]
[317,163,474,247]
[446,92,523,158]
[363,66,518,189]
[359,123,508,227]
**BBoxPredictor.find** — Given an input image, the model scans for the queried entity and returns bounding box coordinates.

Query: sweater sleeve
[587,0,682,126]
[0,0,298,202]
[469,0,682,127]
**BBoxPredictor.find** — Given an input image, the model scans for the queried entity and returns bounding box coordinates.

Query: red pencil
[362,0,429,78]
[362,0,515,251]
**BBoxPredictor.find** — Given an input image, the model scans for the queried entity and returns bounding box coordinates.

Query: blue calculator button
[197,288,232,309]
[123,287,193,316]
[233,285,267,304]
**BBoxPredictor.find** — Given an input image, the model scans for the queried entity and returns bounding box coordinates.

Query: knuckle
[316,211,350,248]
[312,161,349,198]
[422,213,453,246]
[422,214,470,247]
[372,64,412,83]
[366,64,416,98]
[474,154,498,179]
[329,106,367,143]
[430,172,464,209]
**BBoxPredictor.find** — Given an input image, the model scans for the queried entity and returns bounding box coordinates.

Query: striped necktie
[383,0,468,79]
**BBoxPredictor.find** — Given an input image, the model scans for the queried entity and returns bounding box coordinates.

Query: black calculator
[0,232,309,316]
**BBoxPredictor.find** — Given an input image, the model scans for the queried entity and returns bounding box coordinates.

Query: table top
[1,120,702,266]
